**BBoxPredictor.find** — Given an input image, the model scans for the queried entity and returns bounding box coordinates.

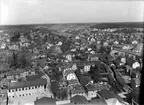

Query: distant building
[65,54,72,62]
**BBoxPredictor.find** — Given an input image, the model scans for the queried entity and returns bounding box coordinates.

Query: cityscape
[0,0,143,105]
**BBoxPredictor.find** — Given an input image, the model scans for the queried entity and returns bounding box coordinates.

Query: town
[0,23,143,105]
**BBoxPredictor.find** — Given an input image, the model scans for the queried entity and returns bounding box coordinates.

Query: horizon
[0,0,144,25]
[0,21,144,26]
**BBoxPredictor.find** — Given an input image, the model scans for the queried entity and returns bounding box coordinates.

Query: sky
[0,0,144,25]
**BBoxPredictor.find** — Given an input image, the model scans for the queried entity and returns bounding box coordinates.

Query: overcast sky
[0,0,144,25]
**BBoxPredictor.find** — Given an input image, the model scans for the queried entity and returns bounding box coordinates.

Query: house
[78,75,93,87]
[7,78,47,101]
[83,61,96,72]
[86,83,109,100]
[86,84,98,99]
[69,85,86,98]
[88,53,101,61]
[66,54,72,62]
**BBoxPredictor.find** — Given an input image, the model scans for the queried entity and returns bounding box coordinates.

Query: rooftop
[25,74,43,81]
[70,85,85,94]
[34,97,56,105]
[70,95,88,104]
[8,78,47,89]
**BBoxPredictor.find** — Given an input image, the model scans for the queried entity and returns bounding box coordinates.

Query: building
[7,78,47,101]
[69,85,86,98]
[83,61,96,72]
[88,53,101,61]
[86,83,109,100]
[0,89,7,105]
[86,84,98,100]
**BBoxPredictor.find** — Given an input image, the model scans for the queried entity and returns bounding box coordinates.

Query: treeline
[9,51,31,69]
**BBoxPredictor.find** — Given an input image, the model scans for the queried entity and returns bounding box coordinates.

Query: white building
[84,65,91,72]
[66,54,72,62]
[7,79,48,102]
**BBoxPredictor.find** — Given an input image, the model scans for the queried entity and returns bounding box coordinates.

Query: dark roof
[110,91,124,103]
[63,70,75,76]
[68,79,80,85]
[97,89,115,99]
[26,75,42,81]
[8,79,47,89]
[89,98,107,105]
[34,97,56,105]
[98,89,124,102]
[70,95,88,104]
[86,84,109,91]
[78,75,92,86]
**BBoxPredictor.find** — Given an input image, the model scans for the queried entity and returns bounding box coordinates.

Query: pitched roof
[89,98,107,105]
[70,85,85,94]
[63,70,75,76]
[68,79,80,86]
[86,83,109,91]
[34,97,56,105]
[78,75,92,86]
[97,89,115,99]
[8,78,47,89]
[70,95,88,104]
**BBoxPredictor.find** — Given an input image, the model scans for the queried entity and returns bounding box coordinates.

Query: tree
[10,52,18,69]
[19,54,27,68]
[17,52,31,69]
[60,89,67,100]
[89,65,101,83]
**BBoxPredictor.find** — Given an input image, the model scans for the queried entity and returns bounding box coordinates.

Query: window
[15,89,17,91]
[19,88,21,91]
[35,86,37,89]
[12,90,14,92]
[22,88,24,90]
[29,87,31,90]
[19,95,21,97]
[32,87,34,89]
[12,96,14,98]
[29,93,31,95]
[23,94,24,96]
[25,88,27,90]
[9,90,11,92]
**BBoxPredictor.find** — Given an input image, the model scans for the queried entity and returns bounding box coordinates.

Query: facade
[84,65,91,72]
